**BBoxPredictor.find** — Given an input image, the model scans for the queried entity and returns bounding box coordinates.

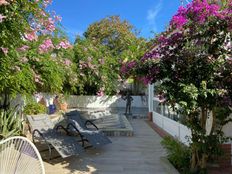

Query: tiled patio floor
[44,119,167,174]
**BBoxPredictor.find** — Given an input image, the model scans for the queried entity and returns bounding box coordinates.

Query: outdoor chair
[0,136,45,174]
[63,110,112,148]
[27,115,84,160]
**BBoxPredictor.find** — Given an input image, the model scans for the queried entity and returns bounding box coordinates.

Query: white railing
[152,97,191,145]
[153,111,191,145]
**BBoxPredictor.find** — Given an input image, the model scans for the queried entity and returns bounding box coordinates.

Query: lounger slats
[64,111,112,148]
[27,115,84,159]
[42,133,83,158]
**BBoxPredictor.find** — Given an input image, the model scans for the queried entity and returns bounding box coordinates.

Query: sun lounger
[63,111,112,148]
[27,115,84,159]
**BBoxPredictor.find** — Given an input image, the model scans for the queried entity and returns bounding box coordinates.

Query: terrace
[44,119,167,174]
[0,0,232,174]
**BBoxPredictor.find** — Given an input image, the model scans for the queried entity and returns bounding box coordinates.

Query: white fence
[153,111,191,145]
[152,96,232,146]
[152,96,192,145]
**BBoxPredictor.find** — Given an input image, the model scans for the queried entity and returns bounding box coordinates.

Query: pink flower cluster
[0,14,6,23]
[97,88,104,96]
[56,40,72,49]
[24,31,38,41]
[42,0,52,7]
[137,77,151,85]
[170,0,223,29]
[44,18,55,32]
[1,47,8,55]
[171,15,188,29]
[17,45,30,52]
[170,6,188,29]
[23,0,62,41]
[120,61,136,75]
[0,0,9,6]
[54,15,62,22]
[79,58,97,71]
[63,59,72,66]
[39,39,54,53]
[187,0,220,23]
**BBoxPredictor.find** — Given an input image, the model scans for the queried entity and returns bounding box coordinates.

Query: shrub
[0,109,23,140]
[161,136,191,174]
[23,101,47,115]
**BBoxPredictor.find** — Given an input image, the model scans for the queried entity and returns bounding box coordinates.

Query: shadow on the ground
[42,146,108,174]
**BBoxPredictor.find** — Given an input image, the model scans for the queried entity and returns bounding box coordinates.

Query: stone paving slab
[44,119,167,174]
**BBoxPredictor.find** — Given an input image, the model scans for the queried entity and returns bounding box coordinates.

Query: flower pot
[59,102,68,111]
[48,104,56,114]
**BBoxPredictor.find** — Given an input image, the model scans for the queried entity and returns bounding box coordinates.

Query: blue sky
[50,0,189,42]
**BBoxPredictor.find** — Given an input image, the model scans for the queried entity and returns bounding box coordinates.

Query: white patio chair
[0,136,45,174]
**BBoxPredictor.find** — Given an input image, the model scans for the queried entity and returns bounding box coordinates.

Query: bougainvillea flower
[0,14,6,22]
[0,0,9,6]
[64,59,72,66]
[56,40,72,49]
[38,39,54,53]
[17,45,30,52]
[1,47,8,55]
[24,31,38,41]
[97,90,104,96]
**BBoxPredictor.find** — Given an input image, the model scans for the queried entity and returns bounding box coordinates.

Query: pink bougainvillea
[24,31,38,41]
[38,38,54,53]
[44,17,55,32]
[97,88,104,96]
[42,0,52,7]
[170,0,222,28]
[0,14,6,22]
[170,6,188,29]
[63,59,72,66]
[17,45,30,52]
[56,40,72,49]
[54,15,62,22]
[1,47,8,55]
[0,0,9,6]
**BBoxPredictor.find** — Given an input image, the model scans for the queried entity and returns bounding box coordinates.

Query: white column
[148,83,154,112]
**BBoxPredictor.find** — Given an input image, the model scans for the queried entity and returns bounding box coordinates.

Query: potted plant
[57,94,68,112]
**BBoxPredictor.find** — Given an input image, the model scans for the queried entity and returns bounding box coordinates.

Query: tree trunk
[200,154,208,170]
[191,148,198,172]
[201,107,207,130]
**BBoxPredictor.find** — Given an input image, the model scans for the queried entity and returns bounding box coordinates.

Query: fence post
[148,84,154,121]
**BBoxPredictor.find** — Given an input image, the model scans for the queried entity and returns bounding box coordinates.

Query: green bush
[23,101,47,115]
[161,136,191,174]
[0,109,23,140]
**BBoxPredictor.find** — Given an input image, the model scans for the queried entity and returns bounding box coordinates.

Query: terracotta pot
[59,102,68,111]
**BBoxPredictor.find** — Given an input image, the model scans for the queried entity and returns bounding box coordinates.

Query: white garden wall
[66,95,148,108]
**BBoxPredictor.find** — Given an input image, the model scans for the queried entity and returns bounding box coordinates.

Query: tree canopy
[124,0,232,172]
[74,16,148,95]
[0,0,76,108]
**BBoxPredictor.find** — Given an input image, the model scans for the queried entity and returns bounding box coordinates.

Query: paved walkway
[44,119,167,174]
